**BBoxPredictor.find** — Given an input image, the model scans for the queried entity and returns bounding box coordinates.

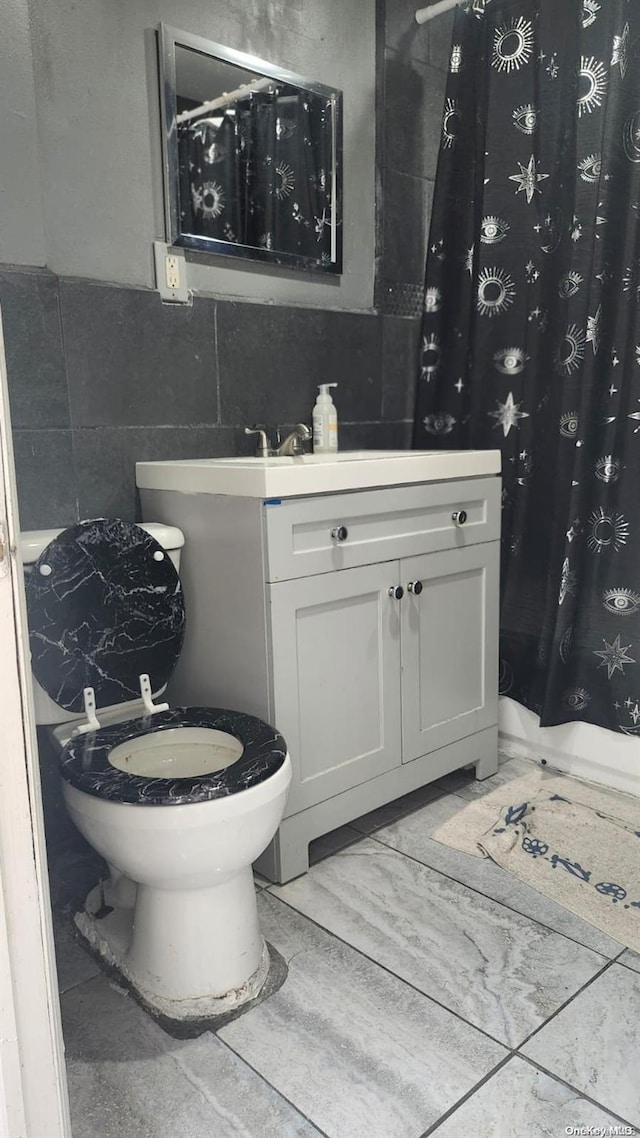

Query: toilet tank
[20,522,185,727]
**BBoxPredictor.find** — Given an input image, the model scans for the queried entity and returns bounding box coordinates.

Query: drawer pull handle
[452,510,468,526]
[407,580,423,595]
[388,585,404,600]
[331,525,349,542]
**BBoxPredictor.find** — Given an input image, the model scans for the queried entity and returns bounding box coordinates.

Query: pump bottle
[312,384,338,453]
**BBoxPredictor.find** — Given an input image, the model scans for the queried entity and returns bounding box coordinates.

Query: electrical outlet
[153,241,191,304]
[165,254,181,291]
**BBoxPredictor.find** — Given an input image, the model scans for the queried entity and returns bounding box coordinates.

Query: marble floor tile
[272,839,607,1048]
[372,793,625,958]
[351,799,423,836]
[350,775,468,835]
[455,756,538,801]
[430,1055,625,1137]
[522,964,640,1126]
[62,974,321,1138]
[619,949,640,974]
[308,824,362,865]
[220,892,506,1138]
[53,914,100,994]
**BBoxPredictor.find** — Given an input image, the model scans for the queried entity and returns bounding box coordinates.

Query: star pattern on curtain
[414,0,640,736]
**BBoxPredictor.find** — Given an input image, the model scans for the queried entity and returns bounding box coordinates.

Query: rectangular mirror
[158,25,343,273]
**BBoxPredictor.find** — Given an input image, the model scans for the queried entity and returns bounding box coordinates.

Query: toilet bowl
[22,518,292,1022]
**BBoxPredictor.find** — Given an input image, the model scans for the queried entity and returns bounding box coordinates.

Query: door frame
[0,306,71,1137]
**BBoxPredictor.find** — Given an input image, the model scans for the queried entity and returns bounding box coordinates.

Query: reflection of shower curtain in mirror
[178,90,332,261]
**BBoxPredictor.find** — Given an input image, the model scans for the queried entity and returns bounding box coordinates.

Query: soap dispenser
[313,383,338,453]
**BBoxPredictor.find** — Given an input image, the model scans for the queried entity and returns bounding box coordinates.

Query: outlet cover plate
[153,241,191,304]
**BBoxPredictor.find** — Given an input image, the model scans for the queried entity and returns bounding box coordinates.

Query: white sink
[208,450,462,466]
[136,448,501,498]
[209,450,398,465]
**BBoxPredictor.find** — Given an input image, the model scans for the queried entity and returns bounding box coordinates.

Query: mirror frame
[158,24,343,273]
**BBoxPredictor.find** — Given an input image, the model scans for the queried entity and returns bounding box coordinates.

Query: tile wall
[3,270,408,529]
[376,0,453,438]
[3,0,451,530]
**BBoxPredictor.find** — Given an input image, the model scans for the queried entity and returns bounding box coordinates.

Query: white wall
[4,0,376,310]
[0,0,45,266]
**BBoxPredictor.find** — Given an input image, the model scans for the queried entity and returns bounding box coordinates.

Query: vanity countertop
[136,449,501,499]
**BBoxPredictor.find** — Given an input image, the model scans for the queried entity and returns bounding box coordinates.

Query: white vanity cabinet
[399,542,500,763]
[138,455,501,883]
[269,561,403,815]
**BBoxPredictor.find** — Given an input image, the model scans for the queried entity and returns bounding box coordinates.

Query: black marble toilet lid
[25,519,185,714]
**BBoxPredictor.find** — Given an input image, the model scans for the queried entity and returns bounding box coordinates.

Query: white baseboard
[498,698,639,798]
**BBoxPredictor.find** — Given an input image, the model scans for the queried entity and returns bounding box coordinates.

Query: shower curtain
[414,0,640,736]
[178,89,333,260]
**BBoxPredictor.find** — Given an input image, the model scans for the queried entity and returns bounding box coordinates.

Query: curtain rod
[176,76,275,125]
[415,0,488,25]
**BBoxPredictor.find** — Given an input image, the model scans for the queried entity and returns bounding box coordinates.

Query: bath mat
[433,764,640,953]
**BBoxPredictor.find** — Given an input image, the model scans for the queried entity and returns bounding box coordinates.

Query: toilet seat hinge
[139,673,170,717]
[72,687,102,736]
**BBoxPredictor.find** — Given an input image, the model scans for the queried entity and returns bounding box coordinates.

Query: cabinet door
[269,562,402,814]
[401,543,499,763]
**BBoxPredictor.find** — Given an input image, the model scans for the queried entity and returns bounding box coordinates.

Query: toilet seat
[60,706,287,805]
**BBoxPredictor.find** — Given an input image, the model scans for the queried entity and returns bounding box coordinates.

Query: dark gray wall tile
[385,0,454,67]
[385,0,432,63]
[382,170,434,286]
[340,419,412,449]
[60,281,218,428]
[49,843,106,912]
[428,10,455,71]
[0,269,69,429]
[35,727,77,853]
[73,425,244,521]
[384,50,446,180]
[13,429,78,529]
[382,315,420,420]
[217,302,382,427]
[375,279,425,317]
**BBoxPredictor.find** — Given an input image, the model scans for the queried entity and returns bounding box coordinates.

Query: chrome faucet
[244,426,274,457]
[276,423,312,457]
[244,423,312,457]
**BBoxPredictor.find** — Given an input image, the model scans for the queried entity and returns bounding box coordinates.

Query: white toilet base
[60,755,292,1022]
[76,875,271,1020]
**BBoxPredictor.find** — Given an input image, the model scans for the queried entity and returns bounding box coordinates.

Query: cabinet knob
[407,580,423,595]
[452,510,468,526]
[388,585,404,600]
[331,525,348,542]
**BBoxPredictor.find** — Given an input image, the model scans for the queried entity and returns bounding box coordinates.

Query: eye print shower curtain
[414,0,640,737]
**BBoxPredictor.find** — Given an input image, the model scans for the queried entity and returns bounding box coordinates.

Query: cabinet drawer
[264,476,501,581]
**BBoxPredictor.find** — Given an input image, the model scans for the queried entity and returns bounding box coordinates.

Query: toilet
[22,517,292,1023]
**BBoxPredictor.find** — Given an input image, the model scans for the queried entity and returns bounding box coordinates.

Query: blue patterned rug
[434,765,640,952]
